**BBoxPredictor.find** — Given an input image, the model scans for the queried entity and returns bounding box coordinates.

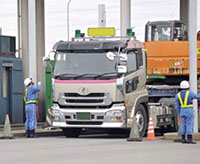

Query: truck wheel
[135,104,148,137]
[62,128,81,138]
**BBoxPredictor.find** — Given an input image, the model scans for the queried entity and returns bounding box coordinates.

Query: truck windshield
[54,52,119,79]
[147,25,171,41]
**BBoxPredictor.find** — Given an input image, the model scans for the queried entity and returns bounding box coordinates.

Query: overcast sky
[0,0,200,54]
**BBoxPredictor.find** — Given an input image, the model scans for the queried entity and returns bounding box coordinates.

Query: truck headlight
[51,109,61,116]
[52,103,59,109]
[106,110,122,121]
[51,106,61,121]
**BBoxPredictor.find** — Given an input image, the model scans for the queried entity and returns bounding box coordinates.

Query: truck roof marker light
[75,29,81,38]
[126,28,135,37]
[75,29,85,38]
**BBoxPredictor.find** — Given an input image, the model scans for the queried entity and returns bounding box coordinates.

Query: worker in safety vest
[24,78,41,138]
[175,80,200,144]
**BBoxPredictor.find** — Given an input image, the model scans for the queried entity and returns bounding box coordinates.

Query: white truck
[44,36,178,137]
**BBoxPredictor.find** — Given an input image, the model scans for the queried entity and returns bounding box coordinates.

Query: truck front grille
[66,99,103,103]
[58,92,112,108]
[65,93,104,97]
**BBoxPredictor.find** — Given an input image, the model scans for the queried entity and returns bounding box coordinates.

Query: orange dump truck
[144,20,200,84]
[144,21,200,131]
[144,41,200,76]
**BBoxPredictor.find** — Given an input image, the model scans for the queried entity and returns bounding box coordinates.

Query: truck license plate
[77,112,91,120]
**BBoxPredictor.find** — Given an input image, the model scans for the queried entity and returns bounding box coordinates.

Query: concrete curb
[164,132,200,141]
[0,128,64,138]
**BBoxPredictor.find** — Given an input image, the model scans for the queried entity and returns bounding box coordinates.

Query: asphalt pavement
[0,135,200,164]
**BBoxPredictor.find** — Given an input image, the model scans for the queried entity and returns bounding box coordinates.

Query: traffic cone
[146,115,156,140]
[127,117,142,142]
[0,114,14,139]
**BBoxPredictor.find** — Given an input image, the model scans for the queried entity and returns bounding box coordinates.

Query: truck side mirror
[42,56,50,67]
[119,53,127,61]
[117,65,127,73]
[106,51,116,61]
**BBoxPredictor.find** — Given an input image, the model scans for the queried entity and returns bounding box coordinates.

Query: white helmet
[24,78,32,87]
[180,80,189,89]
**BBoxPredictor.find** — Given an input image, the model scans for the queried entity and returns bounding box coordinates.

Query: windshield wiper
[74,74,99,79]
[94,72,118,79]
[54,73,79,79]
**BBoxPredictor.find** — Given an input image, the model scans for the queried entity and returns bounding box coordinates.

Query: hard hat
[24,78,32,87]
[180,80,189,89]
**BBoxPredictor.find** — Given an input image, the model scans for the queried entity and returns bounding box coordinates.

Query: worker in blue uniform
[175,80,200,144]
[24,78,41,138]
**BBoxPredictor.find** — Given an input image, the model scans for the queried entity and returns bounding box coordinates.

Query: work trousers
[180,108,194,135]
[25,103,37,131]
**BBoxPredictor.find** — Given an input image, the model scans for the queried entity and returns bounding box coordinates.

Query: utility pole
[98,4,106,27]
[28,0,37,82]
[67,0,72,41]
[189,0,198,132]
[120,0,131,36]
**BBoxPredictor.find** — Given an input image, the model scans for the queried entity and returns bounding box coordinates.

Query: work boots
[187,135,196,144]
[181,135,187,144]
[29,130,36,138]
[26,130,30,138]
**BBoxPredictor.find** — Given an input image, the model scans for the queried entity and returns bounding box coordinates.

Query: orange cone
[146,115,156,140]
[127,117,142,142]
[1,114,14,139]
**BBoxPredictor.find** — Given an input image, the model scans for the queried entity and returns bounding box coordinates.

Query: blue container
[0,57,23,124]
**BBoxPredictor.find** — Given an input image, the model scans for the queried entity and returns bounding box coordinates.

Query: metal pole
[189,0,198,133]
[98,4,106,27]
[28,0,37,82]
[21,0,29,81]
[17,0,22,58]
[120,0,131,36]
[67,0,72,41]
[180,0,189,27]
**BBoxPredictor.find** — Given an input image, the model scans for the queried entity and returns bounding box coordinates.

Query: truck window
[136,49,143,68]
[127,51,137,73]
[174,23,188,41]
[148,25,171,41]
[126,48,143,74]
[54,52,119,79]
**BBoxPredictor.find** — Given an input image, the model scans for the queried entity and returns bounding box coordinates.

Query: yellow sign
[197,48,200,55]
[88,27,115,36]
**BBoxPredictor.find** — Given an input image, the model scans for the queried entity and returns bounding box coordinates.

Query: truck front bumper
[50,103,126,128]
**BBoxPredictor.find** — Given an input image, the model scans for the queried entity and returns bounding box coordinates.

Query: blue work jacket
[175,89,200,116]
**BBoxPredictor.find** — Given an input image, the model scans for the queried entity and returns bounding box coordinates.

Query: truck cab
[145,20,188,42]
[46,38,148,137]
[144,20,200,80]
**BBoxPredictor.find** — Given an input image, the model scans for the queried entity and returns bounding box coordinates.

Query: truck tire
[62,128,82,138]
[135,104,148,137]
